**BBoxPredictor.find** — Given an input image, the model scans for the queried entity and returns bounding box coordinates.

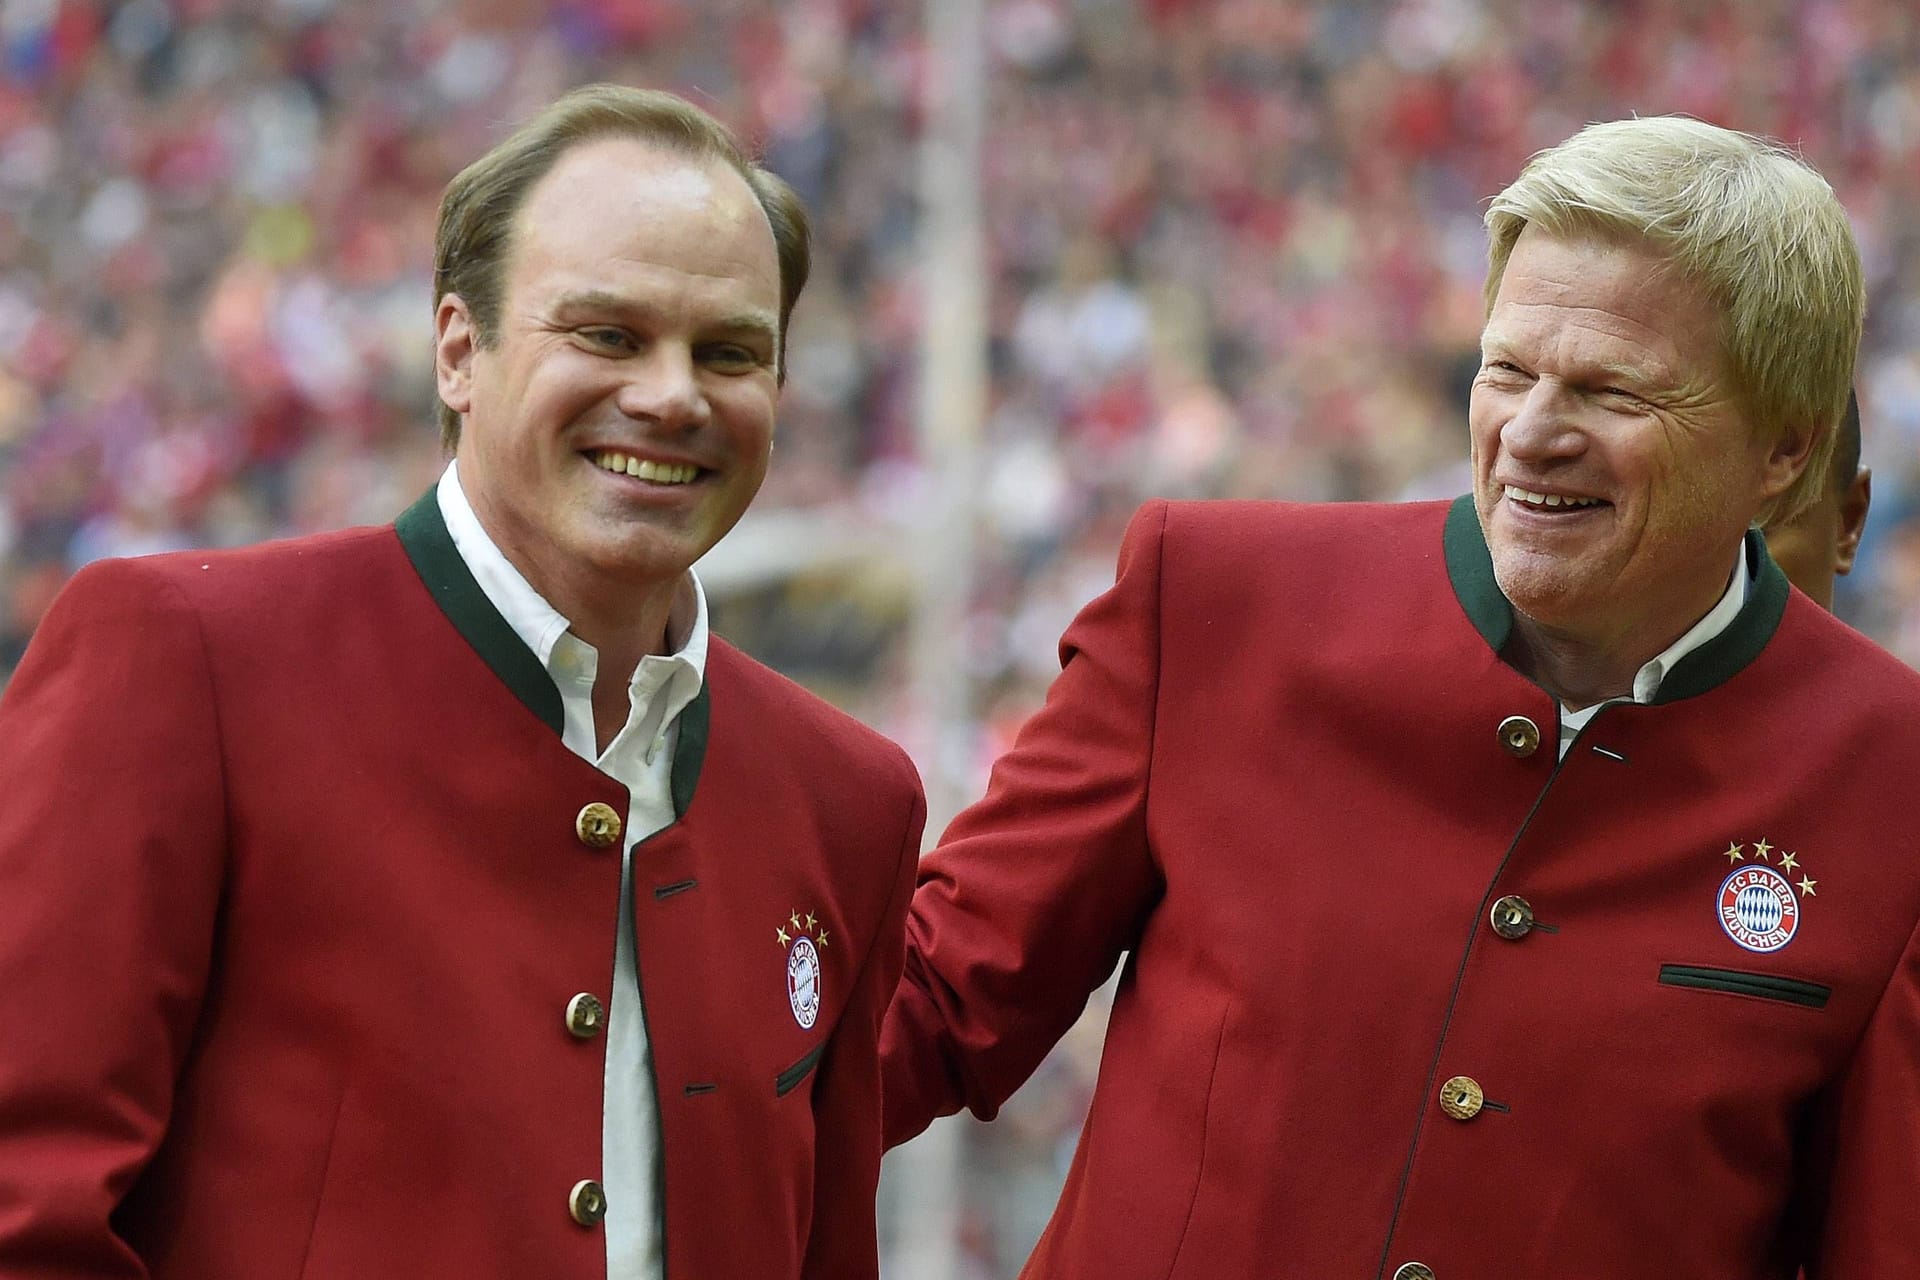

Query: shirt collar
[435,461,710,695]
[1628,547,1749,705]
[1554,546,1749,756]
[1442,495,1790,705]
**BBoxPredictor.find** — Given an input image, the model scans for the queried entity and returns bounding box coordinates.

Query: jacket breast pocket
[775,1041,825,1097]
[1658,963,1831,1009]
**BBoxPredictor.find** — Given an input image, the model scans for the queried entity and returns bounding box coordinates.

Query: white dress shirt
[438,463,705,1280]
[1556,548,1749,758]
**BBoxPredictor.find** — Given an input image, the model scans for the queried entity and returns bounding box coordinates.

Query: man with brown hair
[0,85,922,1280]
[1765,389,1872,610]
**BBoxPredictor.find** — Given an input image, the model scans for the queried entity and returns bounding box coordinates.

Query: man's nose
[616,344,710,430]
[1501,381,1586,462]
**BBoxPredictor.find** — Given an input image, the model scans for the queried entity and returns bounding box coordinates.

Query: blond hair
[433,85,811,448]
[1484,116,1862,524]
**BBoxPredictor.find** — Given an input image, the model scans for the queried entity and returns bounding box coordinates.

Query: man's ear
[1836,468,1872,577]
[435,294,476,418]
[1760,420,1821,502]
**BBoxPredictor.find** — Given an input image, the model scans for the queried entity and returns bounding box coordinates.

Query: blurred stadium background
[6,0,1920,1274]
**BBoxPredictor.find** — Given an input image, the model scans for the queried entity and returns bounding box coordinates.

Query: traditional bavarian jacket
[883,496,1920,1280]
[0,491,924,1279]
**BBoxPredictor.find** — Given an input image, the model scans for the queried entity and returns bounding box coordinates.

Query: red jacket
[0,491,924,1279]
[883,497,1920,1279]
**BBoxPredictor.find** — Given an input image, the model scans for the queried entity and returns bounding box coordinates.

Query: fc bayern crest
[787,936,821,1029]
[776,908,829,1029]
[1719,865,1799,953]
[1714,839,1818,954]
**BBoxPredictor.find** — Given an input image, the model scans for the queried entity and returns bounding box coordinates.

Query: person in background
[1764,393,1871,1280]
[882,117,1920,1278]
[1765,389,1871,610]
[0,85,922,1280]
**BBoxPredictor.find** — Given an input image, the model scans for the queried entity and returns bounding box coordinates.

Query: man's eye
[702,344,762,370]
[580,328,634,351]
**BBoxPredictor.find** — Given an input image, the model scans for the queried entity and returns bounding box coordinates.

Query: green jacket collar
[1442,493,1787,703]
[395,487,709,815]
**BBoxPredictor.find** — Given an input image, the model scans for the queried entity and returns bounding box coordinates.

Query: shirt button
[1392,1264,1436,1280]
[1498,714,1540,758]
[1439,1075,1485,1121]
[569,1179,607,1226]
[1489,894,1535,940]
[564,993,606,1039]
[575,802,622,849]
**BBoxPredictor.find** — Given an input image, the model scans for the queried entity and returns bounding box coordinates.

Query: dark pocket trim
[1658,964,1830,1009]
[775,1042,826,1097]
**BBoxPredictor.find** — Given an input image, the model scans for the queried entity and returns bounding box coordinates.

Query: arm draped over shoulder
[880,501,1171,1148]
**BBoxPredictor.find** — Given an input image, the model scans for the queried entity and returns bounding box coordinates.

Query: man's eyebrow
[706,312,781,347]
[1478,334,1665,387]
[1589,362,1658,387]
[550,288,636,317]
[552,290,779,345]
[1478,334,1521,363]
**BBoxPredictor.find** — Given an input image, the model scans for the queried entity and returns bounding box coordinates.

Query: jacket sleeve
[799,777,925,1280]
[879,501,1169,1149]
[0,560,227,1276]
[1799,908,1920,1277]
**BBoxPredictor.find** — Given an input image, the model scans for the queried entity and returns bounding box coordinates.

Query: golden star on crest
[1753,838,1773,863]
[1723,842,1745,864]
[1779,851,1799,873]
[1798,876,1817,898]
[778,907,827,947]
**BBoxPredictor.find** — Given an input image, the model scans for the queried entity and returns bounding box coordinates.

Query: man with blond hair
[883,116,1920,1277]
[0,86,923,1279]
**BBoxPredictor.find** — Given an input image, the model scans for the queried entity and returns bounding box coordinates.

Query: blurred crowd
[8,0,1920,1271]
[9,0,1920,682]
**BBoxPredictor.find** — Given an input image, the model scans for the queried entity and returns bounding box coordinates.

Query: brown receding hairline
[433,84,811,449]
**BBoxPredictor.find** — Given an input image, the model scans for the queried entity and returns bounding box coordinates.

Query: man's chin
[580,543,701,586]
[1489,552,1602,631]
[568,504,745,592]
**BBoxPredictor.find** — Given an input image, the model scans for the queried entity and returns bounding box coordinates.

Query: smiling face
[1470,227,1812,659]
[434,135,782,628]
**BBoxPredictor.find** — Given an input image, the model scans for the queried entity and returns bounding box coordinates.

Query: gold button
[1489,894,1535,940]
[1392,1265,1436,1280]
[565,993,606,1039]
[568,1179,607,1226]
[1498,715,1540,758]
[1439,1075,1485,1121]
[575,802,622,849]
